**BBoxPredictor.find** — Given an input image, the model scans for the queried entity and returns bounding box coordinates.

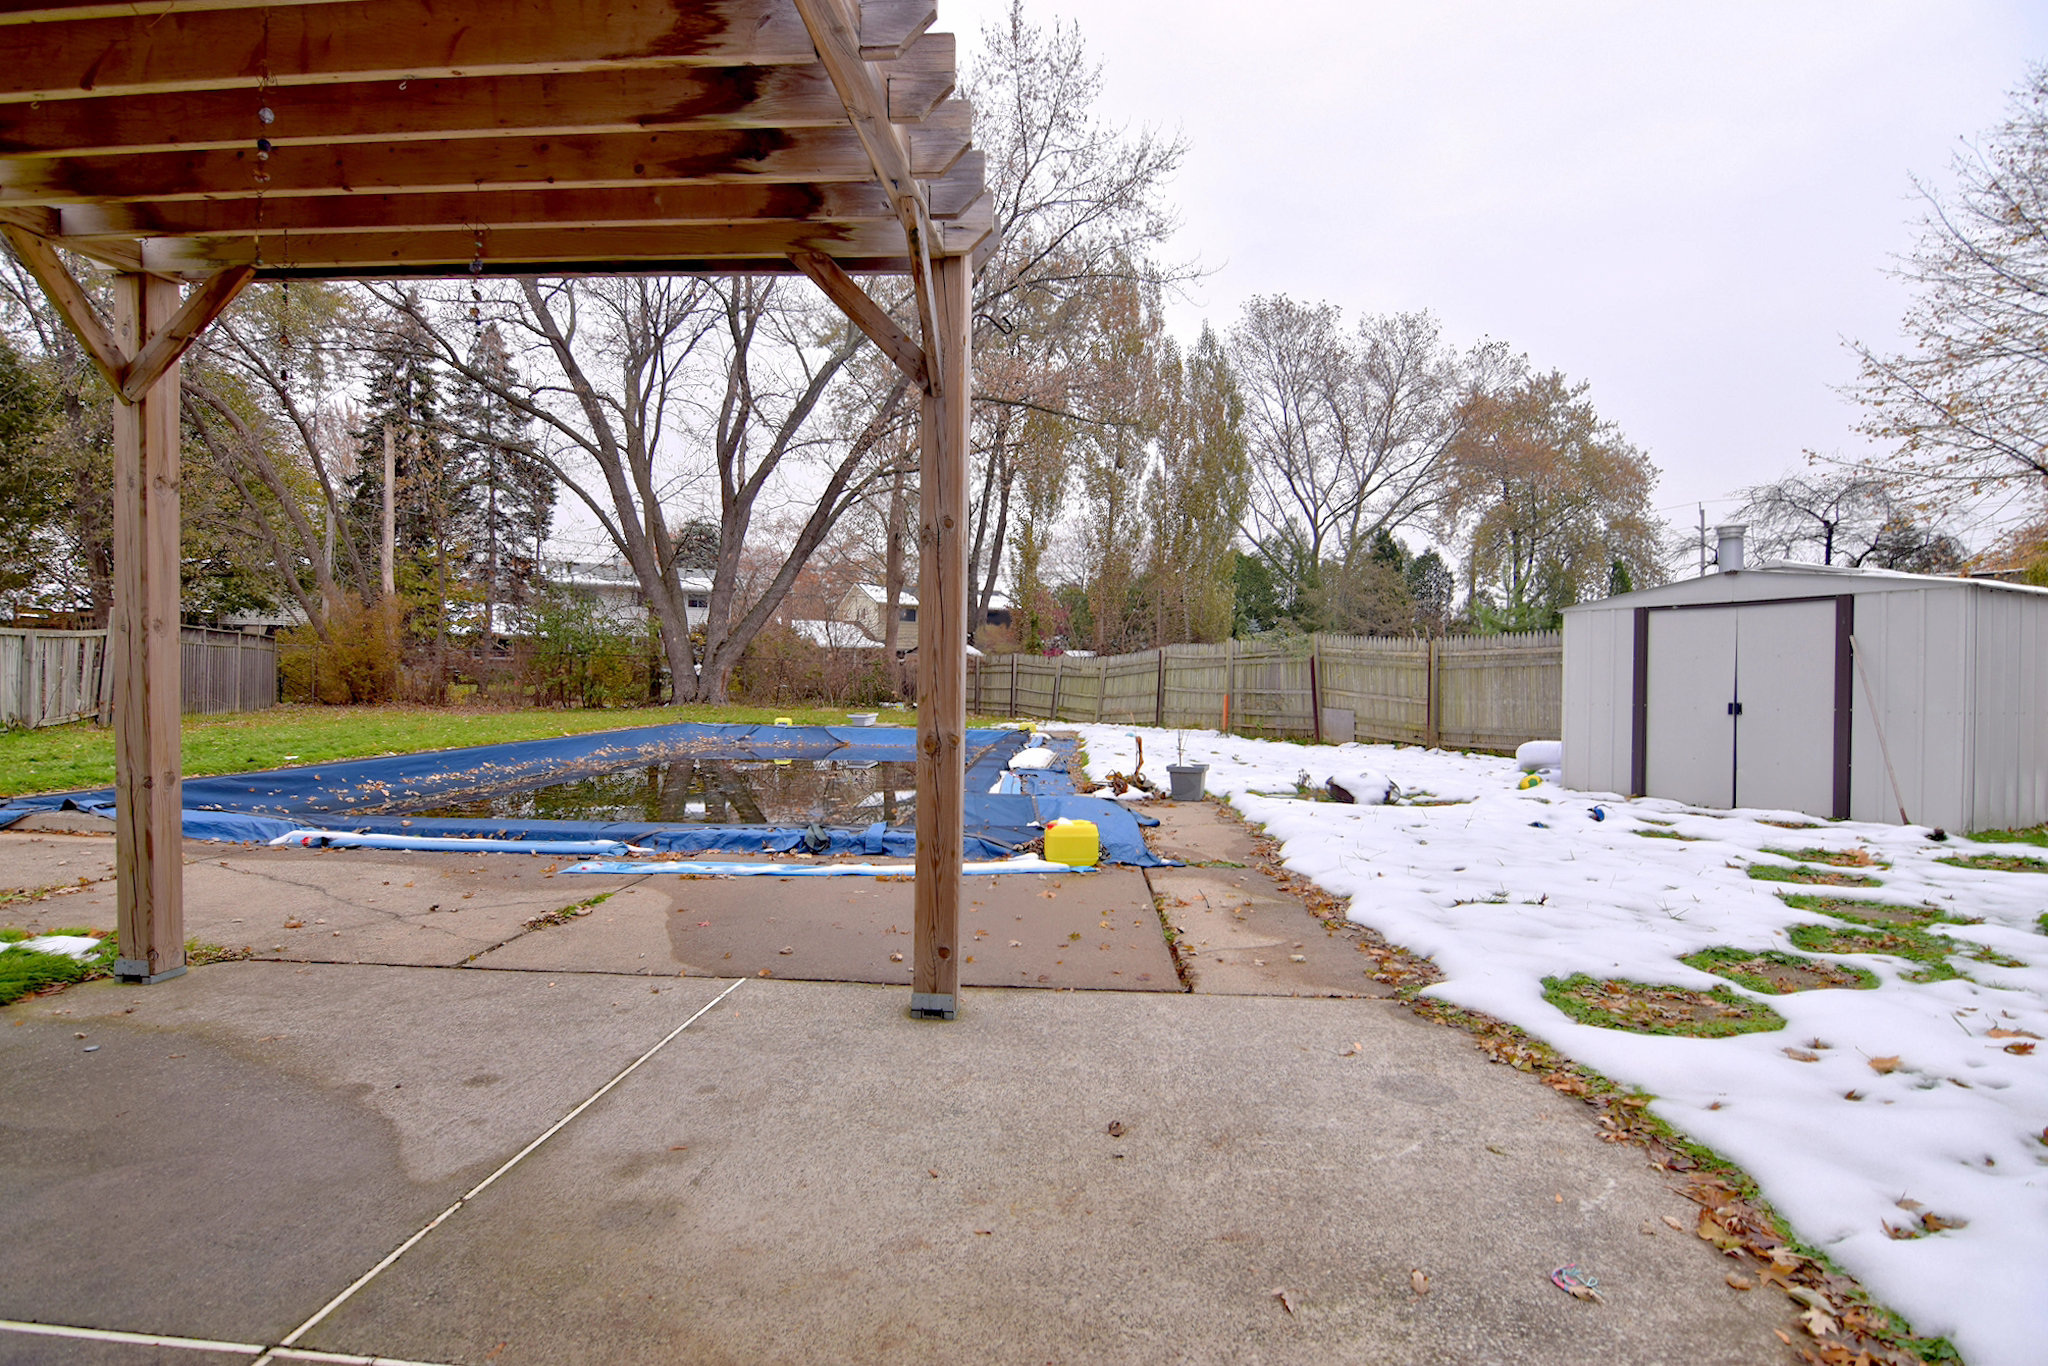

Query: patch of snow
[3,934,102,961]
[1077,724,2048,1366]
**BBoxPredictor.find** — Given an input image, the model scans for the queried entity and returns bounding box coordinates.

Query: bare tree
[369,276,912,701]
[1851,64,2048,517]
[1736,469,1897,565]
[1231,297,1500,583]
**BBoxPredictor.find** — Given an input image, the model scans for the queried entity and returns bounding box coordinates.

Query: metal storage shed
[1561,554,2048,832]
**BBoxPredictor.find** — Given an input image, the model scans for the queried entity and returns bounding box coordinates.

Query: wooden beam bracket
[120,265,255,401]
[790,248,928,390]
[1,222,130,391]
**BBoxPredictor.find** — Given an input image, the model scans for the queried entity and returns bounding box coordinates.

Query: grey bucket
[1167,763,1208,802]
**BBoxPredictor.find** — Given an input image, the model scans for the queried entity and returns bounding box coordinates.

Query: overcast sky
[943,0,2048,544]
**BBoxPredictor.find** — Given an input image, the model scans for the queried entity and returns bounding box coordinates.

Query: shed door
[1732,599,1838,815]
[1644,607,1736,807]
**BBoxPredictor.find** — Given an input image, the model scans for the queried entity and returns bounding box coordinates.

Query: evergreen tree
[349,298,473,656]
[448,324,552,638]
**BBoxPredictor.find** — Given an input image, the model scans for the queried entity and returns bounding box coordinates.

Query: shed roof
[0,0,992,279]
[1564,563,2048,614]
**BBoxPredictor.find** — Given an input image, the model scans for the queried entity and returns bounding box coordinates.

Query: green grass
[1937,852,2048,874]
[1777,892,1958,929]
[1634,828,1701,841]
[1759,845,1886,869]
[0,929,251,1005]
[1747,862,1883,888]
[1778,922,2021,983]
[0,928,116,1004]
[1541,973,1785,1038]
[0,702,997,798]
[1680,946,1878,994]
[1966,823,2048,848]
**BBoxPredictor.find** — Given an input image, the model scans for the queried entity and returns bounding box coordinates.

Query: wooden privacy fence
[180,626,278,716]
[1,628,105,728]
[970,631,1562,753]
[0,627,276,727]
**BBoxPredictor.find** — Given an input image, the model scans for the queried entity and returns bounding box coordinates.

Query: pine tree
[448,324,552,639]
[348,298,473,660]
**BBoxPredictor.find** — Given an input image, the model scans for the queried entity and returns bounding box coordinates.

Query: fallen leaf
[283,920,304,929]
[1868,1055,1902,1074]
[1843,1089,1864,1101]
[1801,1306,1837,1338]
[1410,1269,1429,1295]
[928,1168,940,1178]
[1339,1041,1362,1057]
[1271,1288,1296,1315]
[1987,1026,2041,1039]
[777,945,794,955]
[756,968,773,978]
[1107,1120,1126,1137]
[1920,1212,1968,1232]
[669,1145,689,1151]
[1725,1273,1753,1291]
[2004,1042,2036,1055]
[1895,1196,1925,1211]
[1782,1048,1820,1062]
[889,952,904,963]
[1661,1215,1685,1232]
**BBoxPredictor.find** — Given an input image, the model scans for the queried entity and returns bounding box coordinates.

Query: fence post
[1309,639,1323,744]
[1223,638,1236,734]
[1426,637,1441,748]
[1095,657,1106,722]
[1009,653,1018,718]
[1154,647,1165,727]
[1050,655,1063,721]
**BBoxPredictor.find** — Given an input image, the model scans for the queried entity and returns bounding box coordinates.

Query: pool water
[414,758,919,827]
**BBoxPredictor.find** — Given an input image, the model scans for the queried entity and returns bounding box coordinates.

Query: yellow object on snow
[1518,773,1542,789]
[1044,818,1100,868]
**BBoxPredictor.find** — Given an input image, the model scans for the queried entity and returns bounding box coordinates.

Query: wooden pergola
[0,0,989,1019]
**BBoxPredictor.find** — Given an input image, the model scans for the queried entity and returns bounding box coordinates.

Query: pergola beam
[0,0,825,102]
[0,114,972,206]
[0,38,957,157]
[792,0,945,392]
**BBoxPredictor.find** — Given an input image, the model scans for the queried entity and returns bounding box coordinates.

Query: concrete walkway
[0,809,1801,1365]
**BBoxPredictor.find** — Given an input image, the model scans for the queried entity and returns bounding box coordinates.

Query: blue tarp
[0,721,1166,865]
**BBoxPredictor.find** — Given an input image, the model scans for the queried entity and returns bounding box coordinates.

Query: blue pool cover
[0,722,1166,866]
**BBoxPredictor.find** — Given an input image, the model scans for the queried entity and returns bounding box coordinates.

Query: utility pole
[1698,505,1707,577]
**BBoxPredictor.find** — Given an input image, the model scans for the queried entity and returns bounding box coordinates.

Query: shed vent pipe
[1714,523,1746,573]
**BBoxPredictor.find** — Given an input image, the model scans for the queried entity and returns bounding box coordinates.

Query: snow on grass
[1081,725,2048,1366]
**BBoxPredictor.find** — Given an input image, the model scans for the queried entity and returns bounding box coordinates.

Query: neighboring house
[835,583,1013,651]
[544,558,712,634]
[838,583,919,650]
[790,618,882,649]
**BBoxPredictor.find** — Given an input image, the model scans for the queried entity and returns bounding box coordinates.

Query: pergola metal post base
[114,962,188,985]
[908,993,958,1021]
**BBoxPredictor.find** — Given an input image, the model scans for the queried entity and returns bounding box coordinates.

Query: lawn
[0,702,991,798]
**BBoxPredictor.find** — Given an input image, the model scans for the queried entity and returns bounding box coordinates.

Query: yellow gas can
[1044,818,1100,868]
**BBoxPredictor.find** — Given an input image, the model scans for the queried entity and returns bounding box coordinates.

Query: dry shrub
[732,625,892,707]
[276,597,401,704]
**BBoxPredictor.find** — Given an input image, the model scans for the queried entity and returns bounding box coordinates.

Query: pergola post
[910,251,972,1020]
[111,272,186,984]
